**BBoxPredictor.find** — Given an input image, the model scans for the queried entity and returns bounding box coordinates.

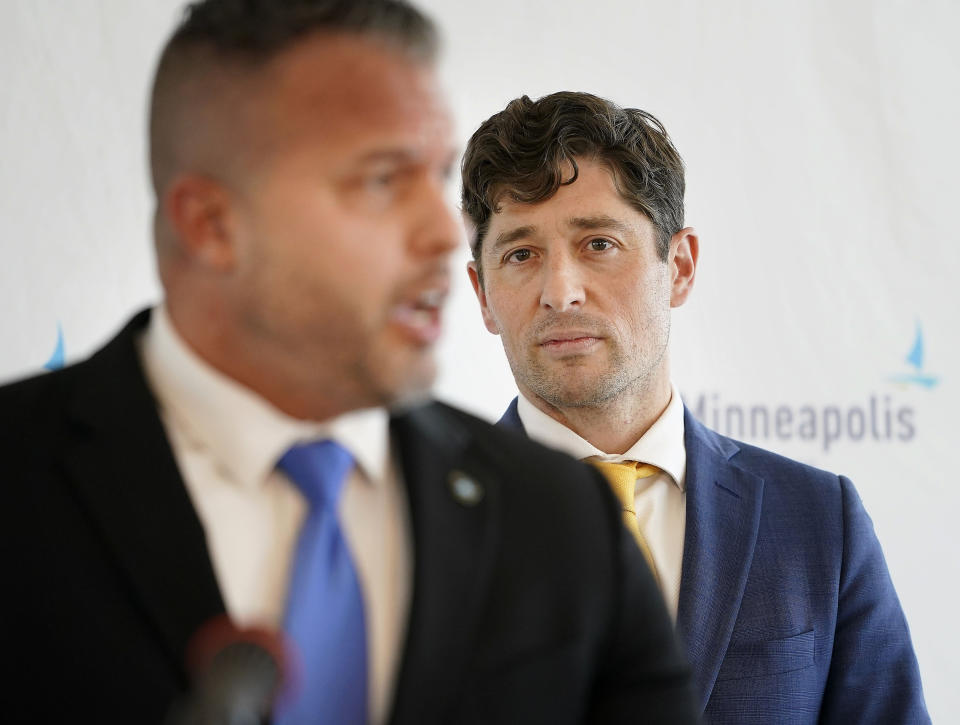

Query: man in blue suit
[461,91,929,723]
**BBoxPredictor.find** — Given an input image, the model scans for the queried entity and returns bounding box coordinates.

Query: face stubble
[506,272,672,414]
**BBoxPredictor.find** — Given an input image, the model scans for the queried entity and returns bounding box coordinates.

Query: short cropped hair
[461,92,685,271]
[149,0,438,194]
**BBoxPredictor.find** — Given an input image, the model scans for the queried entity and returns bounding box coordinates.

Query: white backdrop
[2,1,956,719]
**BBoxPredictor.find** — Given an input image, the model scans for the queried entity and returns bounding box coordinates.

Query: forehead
[484,161,652,248]
[260,33,452,157]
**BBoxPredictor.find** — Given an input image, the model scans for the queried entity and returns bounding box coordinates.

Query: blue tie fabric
[274,440,368,725]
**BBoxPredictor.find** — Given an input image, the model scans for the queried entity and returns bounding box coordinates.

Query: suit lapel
[497,397,766,708]
[388,404,500,725]
[61,311,225,678]
[676,409,764,710]
[496,397,522,429]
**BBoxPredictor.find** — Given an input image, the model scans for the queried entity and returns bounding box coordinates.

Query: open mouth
[391,287,446,344]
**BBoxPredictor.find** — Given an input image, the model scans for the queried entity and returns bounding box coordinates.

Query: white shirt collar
[139,305,390,489]
[516,383,687,490]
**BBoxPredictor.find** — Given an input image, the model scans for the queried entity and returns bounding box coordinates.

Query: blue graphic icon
[44,323,65,371]
[888,322,938,389]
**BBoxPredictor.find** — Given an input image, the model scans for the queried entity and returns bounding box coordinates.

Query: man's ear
[162,174,238,270]
[467,261,500,335]
[669,227,699,308]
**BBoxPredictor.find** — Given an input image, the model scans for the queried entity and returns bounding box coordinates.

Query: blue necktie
[275,440,368,725]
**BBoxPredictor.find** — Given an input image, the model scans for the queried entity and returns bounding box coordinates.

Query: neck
[523,374,673,455]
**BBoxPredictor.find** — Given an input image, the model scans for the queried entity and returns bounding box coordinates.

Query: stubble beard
[241,301,437,417]
[510,320,671,414]
[379,350,437,413]
[512,341,638,410]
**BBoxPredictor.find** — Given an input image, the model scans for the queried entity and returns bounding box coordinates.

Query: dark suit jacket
[1,312,698,724]
[500,398,929,724]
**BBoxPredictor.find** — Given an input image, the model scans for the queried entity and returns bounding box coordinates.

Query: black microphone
[165,618,290,725]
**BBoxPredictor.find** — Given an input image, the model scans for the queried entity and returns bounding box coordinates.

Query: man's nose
[539,253,585,311]
[411,175,462,258]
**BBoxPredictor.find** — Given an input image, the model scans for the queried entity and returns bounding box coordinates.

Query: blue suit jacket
[499,398,929,724]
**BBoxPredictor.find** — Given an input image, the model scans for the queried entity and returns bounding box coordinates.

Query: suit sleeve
[586,511,700,724]
[819,475,930,724]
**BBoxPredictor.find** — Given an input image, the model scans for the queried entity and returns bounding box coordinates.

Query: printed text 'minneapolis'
[687,393,915,452]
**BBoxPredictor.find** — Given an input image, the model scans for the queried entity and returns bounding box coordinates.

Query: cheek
[311,218,403,288]
[485,287,525,337]
[611,281,669,335]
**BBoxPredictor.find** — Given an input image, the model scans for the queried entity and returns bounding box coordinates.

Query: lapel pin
[449,470,484,506]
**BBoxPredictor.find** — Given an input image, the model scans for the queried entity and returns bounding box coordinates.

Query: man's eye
[506,248,532,263]
[368,171,397,189]
[589,238,614,251]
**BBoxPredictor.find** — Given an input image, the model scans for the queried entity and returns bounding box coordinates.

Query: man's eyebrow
[355,144,459,166]
[488,215,633,254]
[568,215,633,234]
[490,225,537,252]
[354,149,420,166]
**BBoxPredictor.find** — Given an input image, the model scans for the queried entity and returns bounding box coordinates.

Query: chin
[375,356,437,412]
[386,386,434,414]
[530,376,616,409]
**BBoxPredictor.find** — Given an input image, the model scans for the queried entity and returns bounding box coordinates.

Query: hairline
[149,6,439,200]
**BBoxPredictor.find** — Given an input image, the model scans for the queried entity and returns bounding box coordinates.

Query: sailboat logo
[889,322,938,389]
[43,323,65,371]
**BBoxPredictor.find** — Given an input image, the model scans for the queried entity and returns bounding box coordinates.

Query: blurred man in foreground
[0,4,698,724]
[462,91,928,723]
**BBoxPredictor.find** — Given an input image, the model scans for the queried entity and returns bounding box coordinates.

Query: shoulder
[686,408,843,494]
[0,364,92,519]
[733,438,839,489]
[0,364,82,436]
[0,311,151,452]
[684,410,861,546]
[687,412,884,562]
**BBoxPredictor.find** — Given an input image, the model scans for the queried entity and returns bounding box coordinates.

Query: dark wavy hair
[461,92,684,277]
[149,0,437,193]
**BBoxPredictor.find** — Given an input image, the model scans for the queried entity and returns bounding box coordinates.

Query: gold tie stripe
[586,458,660,586]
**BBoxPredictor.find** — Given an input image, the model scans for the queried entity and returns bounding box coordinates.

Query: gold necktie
[586,458,660,586]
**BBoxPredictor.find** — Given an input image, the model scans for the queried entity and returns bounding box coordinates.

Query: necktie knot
[278,440,354,509]
[585,458,659,509]
[585,457,662,586]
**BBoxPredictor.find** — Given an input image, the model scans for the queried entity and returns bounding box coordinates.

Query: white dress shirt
[517,385,687,617]
[138,305,411,725]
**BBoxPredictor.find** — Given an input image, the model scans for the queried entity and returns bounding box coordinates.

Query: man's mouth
[538,331,603,355]
[391,285,447,345]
